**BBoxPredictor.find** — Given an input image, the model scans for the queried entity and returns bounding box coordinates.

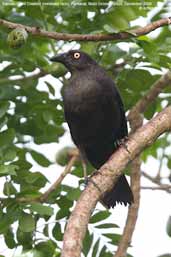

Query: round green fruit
[7,27,28,48]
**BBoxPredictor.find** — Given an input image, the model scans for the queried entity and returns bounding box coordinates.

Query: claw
[116,137,131,155]
[84,175,102,193]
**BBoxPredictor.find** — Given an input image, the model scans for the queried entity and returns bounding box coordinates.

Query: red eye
[73,52,81,59]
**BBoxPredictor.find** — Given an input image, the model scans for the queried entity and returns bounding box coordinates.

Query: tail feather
[101,175,134,208]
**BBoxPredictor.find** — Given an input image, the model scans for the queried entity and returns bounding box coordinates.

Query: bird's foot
[84,176,89,186]
[90,169,101,177]
[116,137,131,155]
[84,173,102,193]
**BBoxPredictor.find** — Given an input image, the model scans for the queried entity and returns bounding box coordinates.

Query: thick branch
[61,106,171,257]
[0,18,171,42]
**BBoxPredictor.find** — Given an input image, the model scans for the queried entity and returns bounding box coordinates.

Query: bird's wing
[98,76,128,139]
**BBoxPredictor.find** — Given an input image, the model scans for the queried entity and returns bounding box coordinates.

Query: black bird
[50,50,133,208]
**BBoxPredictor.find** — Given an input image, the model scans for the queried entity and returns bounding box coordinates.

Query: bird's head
[50,50,97,73]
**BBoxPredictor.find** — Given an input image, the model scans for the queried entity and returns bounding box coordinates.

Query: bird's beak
[50,53,66,63]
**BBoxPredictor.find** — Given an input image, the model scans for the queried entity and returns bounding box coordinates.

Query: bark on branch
[0,17,171,42]
[61,106,171,257]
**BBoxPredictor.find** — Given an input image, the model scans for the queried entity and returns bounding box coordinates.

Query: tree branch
[0,69,46,85]
[142,171,171,193]
[114,159,141,257]
[61,106,171,257]
[40,153,78,202]
[141,186,171,191]
[15,151,79,204]
[128,71,171,123]
[114,70,171,257]
[114,114,142,257]
[0,18,171,42]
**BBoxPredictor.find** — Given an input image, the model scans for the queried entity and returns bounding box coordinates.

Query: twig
[0,18,171,42]
[0,69,46,85]
[156,147,165,181]
[40,153,78,202]
[142,171,171,193]
[61,107,171,257]
[141,186,171,192]
[142,170,161,183]
[15,152,79,204]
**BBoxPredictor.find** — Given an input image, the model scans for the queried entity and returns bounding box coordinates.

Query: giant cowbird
[50,50,133,208]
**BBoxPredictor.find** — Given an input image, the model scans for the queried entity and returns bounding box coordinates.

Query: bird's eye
[73,52,80,59]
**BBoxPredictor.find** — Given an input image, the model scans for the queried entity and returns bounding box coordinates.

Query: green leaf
[103,233,121,245]
[0,101,9,118]
[0,116,8,130]
[0,164,18,176]
[103,24,116,33]
[35,240,56,257]
[90,210,111,223]
[92,239,100,257]
[56,208,70,220]
[29,203,53,216]
[52,222,63,241]
[66,188,81,201]
[0,129,15,147]
[17,190,41,200]
[4,227,16,249]
[99,246,107,257]
[99,245,112,257]
[82,230,93,256]
[14,250,43,257]
[47,63,67,78]
[95,223,119,229]
[45,81,55,96]
[43,224,49,238]
[19,213,35,233]
[3,181,17,196]
[17,228,33,250]
[0,216,12,234]
[4,148,16,162]
[24,172,48,188]
[30,150,51,167]
[57,195,73,209]
[42,110,53,123]
[166,216,171,237]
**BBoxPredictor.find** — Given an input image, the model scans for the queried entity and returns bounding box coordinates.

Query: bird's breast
[63,80,101,115]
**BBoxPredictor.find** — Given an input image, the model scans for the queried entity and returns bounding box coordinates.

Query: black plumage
[50,50,133,208]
